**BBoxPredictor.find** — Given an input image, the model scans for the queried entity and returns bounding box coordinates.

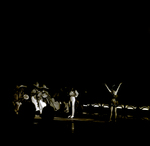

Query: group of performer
[12,81,122,121]
[12,82,80,119]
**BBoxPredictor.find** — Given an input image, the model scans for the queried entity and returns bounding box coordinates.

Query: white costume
[68,90,79,118]
[38,99,47,114]
[31,95,40,111]
[31,95,47,114]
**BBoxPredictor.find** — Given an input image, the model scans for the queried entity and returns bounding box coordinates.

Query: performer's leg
[71,100,75,118]
[68,101,71,118]
[109,106,113,121]
[115,107,117,121]
[39,100,43,114]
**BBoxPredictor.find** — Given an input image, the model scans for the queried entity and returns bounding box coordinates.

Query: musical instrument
[42,92,48,98]
[23,94,29,100]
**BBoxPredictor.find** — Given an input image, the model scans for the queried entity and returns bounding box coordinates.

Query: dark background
[3,6,150,106]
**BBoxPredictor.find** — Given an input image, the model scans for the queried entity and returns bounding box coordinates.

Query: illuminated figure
[31,82,46,115]
[68,87,79,118]
[104,82,122,122]
[31,82,56,115]
[13,85,27,114]
[41,84,57,111]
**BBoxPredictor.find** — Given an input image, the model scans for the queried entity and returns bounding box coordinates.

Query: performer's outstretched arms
[104,83,111,93]
[115,82,122,95]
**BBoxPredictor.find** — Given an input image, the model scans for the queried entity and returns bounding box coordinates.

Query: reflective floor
[33,114,150,135]
[7,113,150,145]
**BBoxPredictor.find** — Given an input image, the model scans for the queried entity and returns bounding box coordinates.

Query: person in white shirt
[104,82,122,122]
[31,82,41,115]
[68,87,79,118]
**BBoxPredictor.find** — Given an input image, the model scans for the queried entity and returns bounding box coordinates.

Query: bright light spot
[127,107,134,110]
[83,104,88,107]
[140,106,149,110]
[141,108,149,110]
[104,105,109,108]
[117,106,122,109]
[126,105,136,110]
[94,105,99,107]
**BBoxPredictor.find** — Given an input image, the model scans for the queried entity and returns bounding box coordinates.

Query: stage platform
[34,115,106,122]
[7,114,150,145]
[34,114,150,122]
[32,115,150,138]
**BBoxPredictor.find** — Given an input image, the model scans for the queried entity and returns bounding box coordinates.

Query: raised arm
[115,82,122,94]
[104,83,111,93]
[75,90,79,97]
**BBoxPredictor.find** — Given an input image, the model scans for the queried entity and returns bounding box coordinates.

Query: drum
[23,94,29,100]
[42,93,48,98]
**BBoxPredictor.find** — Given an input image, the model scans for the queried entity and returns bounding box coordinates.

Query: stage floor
[33,115,150,137]
[34,115,105,122]
[34,114,150,122]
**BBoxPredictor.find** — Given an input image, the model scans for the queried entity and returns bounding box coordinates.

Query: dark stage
[33,112,150,134]
[6,107,150,145]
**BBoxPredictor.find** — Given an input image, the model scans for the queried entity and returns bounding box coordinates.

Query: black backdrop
[4,16,150,106]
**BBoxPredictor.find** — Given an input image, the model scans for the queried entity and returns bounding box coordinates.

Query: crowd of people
[11,81,123,123]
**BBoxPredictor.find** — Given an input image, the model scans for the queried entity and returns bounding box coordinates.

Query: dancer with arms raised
[104,82,122,122]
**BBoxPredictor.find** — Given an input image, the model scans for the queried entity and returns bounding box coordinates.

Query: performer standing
[41,84,56,111]
[104,82,122,122]
[68,87,79,118]
[31,82,41,115]
[13,85,27,114]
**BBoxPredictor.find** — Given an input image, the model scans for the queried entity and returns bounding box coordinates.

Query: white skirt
[70,96,75,102]
[31,96,40,111]
[39,99,47,109]
[31,96,46,113]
